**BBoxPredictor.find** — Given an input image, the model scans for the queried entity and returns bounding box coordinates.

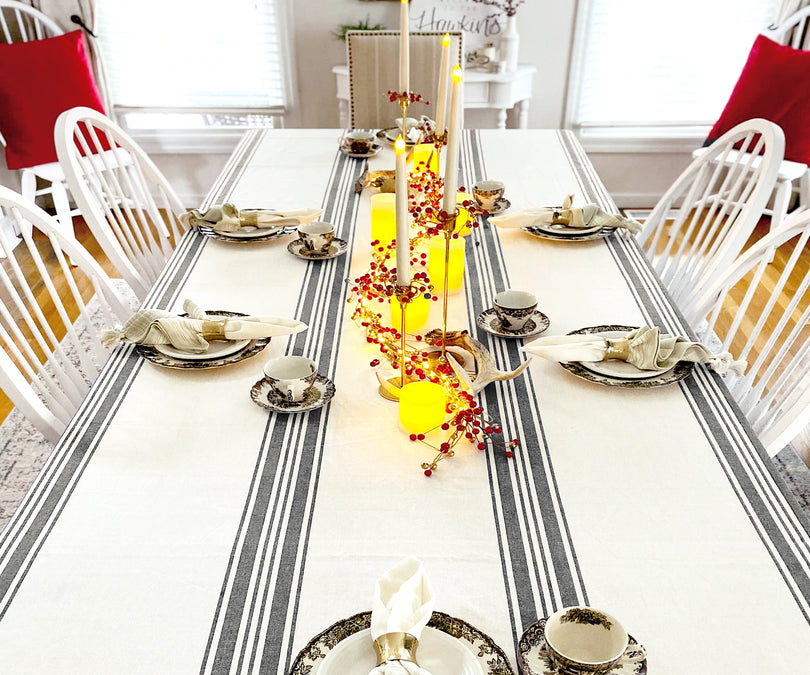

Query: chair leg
[18,169,37,238]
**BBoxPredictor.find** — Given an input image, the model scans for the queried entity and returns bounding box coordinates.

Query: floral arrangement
[347,166,519,476]
[470,0,524,17]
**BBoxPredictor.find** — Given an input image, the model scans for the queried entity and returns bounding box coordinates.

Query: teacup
[263,355,318,403]
[493,289,537,332]
[341,130,376,154]
[298,221,335,255]
[544,606,645,674]
[472,180,505,211]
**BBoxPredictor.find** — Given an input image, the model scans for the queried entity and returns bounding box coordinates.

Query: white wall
[0,0,691,209]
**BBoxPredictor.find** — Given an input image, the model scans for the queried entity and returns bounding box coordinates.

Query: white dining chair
[0,1,79,249]
[692,6,810,232]
[54,106,187,302]
[687,207,810,457]
[347,31,463,129]
[637,118,785,313]
[0,184,130,444]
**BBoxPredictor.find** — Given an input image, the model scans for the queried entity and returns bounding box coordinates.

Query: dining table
[0,128,808,674]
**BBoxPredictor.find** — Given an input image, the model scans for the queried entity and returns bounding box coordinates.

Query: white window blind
[570,0,779,137]
[95,0,290,113]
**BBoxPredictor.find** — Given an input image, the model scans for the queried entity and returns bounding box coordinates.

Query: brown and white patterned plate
[558,325,693,388]
[522,225,615,243]
[477,308,550,339]
[340,143,383,159]
[250,374,335,413]
[288,611,514,675]
[518,618,647,675]
[196,223,298,244]
[287,237,349,260]
[136,311,271,369]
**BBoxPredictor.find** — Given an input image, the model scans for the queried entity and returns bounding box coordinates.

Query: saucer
[287,238,349,260]
[319,627,482,675]
[518,618,647,675]
[479,197,511,214]
[477,308,550,338]
[340,143,382,159]
[250,374,335,413]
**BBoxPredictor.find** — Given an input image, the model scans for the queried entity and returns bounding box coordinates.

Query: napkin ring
[605,337,630,361]
[373,632,420,666]
[201,319,228,341]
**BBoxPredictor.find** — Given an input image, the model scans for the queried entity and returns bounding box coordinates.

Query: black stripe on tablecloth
[0,134,268,616]
[462,130,589,647]
[199,149,365,675]
[556,131,810,619]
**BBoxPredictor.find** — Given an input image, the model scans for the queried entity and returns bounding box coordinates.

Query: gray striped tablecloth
[0,129,807,674]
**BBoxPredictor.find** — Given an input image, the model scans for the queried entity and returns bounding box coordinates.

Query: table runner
[0,130,807,674]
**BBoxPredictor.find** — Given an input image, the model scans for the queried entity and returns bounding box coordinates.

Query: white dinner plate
[318,627,483,675]
[154,338,250,361]
[212,226,281,239]
[575,330,671,380]
[531,220,603,237]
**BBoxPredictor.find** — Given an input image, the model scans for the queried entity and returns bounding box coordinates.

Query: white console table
[332,64,536,129]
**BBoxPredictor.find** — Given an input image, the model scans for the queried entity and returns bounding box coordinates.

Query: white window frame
[564,0,774,154]
[98,0,297,155]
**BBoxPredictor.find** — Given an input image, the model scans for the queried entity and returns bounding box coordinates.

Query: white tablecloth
[0,130,807,674]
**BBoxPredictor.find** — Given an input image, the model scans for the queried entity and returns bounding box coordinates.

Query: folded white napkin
[369,557,435,675]
[491,194,642,234]
[101,299,307,353]
[522,326,745,375]
[180,203,322,233]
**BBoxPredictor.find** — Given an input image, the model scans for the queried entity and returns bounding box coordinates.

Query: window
[566,0,779,151]
[95,0,294,152]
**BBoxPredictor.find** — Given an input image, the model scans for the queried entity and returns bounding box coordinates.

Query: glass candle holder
[412,143,440,174]
[428,235,466,291]
[398,381,447,434]
[371,192,397,245]
[390,292,430,332]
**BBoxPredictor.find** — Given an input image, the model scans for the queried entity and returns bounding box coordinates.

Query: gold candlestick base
[378,283,414,401]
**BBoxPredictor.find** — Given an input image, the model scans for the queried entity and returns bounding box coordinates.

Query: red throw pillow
[0,30,105,170]
[707,34,810,165]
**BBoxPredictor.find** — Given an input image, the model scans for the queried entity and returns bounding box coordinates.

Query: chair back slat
[638,119,785,309]
[0,185,131,444]
[56,107,187,302]
[0,1,62,44]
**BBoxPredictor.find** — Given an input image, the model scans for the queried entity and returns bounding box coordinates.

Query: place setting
[289,557,513,675]
[477,289,550,339]
[181,203,322,244]
[522,324,746,388]
[491,194,641,242]
[101,299,307,370]
[518,606,647,675]
[287,220,349,260]
[250,354,335,413]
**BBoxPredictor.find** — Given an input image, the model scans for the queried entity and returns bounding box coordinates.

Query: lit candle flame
[452,65,462,83]
[442,33,451,47]
[394,135,406,154]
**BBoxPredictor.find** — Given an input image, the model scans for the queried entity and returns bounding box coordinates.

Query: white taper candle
[435,33,452,135]
[399,0,410,95]
[395,135,410,285]
[441,66,463,215]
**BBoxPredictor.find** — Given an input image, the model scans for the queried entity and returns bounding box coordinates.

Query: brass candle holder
[378,282,414,401]
[437,208,459,359]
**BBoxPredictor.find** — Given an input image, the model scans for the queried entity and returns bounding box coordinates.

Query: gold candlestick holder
[430,130,447,177]
[379,282,414,401]
[437,208,459,359]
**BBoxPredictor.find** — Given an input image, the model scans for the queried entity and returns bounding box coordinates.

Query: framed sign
[409,0,504,57]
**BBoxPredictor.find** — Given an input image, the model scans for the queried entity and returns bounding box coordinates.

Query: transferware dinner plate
[558,325,693,389]
[522,224,614,243]
[318,627,483,675]
[196,223,298,244]
[518,618,647,675]
[288,611,515,675]
[136,310,271,370]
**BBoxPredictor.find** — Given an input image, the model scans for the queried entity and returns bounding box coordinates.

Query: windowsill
[126,128,246,155]
[575,125,711,154]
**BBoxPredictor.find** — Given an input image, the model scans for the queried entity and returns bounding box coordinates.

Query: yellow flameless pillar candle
[428,235,465,291]
[454,200,471,236]
[390,291,430,331]
[412,144,440,174]
[398,381,447,434]
[370,192,397,245]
